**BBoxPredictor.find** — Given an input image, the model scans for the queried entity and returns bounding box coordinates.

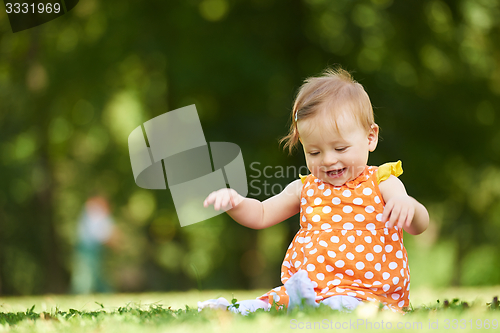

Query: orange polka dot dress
[258,164,410,312]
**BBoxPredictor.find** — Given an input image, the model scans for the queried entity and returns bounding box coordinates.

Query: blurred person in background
[70,195,120,294]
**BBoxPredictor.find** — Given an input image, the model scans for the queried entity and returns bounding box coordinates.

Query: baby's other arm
[378,175,429,235]
[204,179,302,230]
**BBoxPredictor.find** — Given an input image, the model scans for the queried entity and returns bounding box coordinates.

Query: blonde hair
[281,67,375,154]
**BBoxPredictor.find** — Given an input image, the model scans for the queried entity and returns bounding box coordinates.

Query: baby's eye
[335,147,348,152]
[309,152,320,156]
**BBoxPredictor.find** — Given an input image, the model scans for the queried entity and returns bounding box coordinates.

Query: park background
[0,0,500,297]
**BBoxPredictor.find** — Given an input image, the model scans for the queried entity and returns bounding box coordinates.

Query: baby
[199,68,429,314]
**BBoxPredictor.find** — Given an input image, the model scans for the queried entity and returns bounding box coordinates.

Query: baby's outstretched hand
[382,195,416,230]
[203,188,243,211]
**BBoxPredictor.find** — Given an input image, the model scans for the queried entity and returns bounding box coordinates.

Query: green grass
[0,287,499,332]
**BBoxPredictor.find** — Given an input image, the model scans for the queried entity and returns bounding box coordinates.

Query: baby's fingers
[204,191,217,207]
[382,200,394,224]
[396,207,409,229]
[405,208,415,229]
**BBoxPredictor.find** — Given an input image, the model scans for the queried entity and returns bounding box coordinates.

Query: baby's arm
[378,175,429,235]
[204,179,302,229]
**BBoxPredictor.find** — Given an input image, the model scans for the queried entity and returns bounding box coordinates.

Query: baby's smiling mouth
[326,167,347,178]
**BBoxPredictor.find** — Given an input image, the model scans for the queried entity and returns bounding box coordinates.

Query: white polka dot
[323,189,332,196]
[382,254,386,262]
[385,245,393,253]
[347,292,357,297]
[339,244,346,251]
[389,262,398,270]
[319,240,328,247]
[364,236,372,243]
[326,265,334,272]
[403,260,407,268]
[393,277,399,285]
[292,252,297,259]
[294,261,301,268]
[374,196,381,204]
[346,252,354,260]
[366,223,376,230]
[383,284,390,292]
[356,262,365,270]
[301,198,306,205]
[327,251,336,258]
[380,236,385,242]
[307,189,314,196]
[283,261,290,268]
[305,182,310,187]
[376,214,383,221]
[305,206,313,214]
[353,198,363,205]
[392,233,399,241]
[331,279,341,285]
[363,188,372,195]
[355,245,364,252]
[318,182,324,188]
[297,237,304,243]
[375,263,381,271]
[365,271,374,279]
[396,250,403,259]
[355,214,365,222]
[342,223,353,230]
[316,273,325,280]
[395,287,402,292]
[302,215,307,222]
[365,205,375,214]
[366,253,374,261]
[322,206,332,214]
[341,230,347,236]
[332,215,342,222]
[312,255,323,263]
[330,236,339,243]
[341,206,353,214]
[356,230,362,236]
[347,235,355,243]
[398,300,405,307]
[400,268,405,277]
[305,242,313,248]
[335,260,345,268]
[311,215,321,222]
[345,269,354,276]
[383,272,390,280]
[314,197,322,205]
[309,248,317,255]
[307,264,315,271]
[335,287,345,293]
[342,190,351,197]
[320,223,331,230]
[332,197,341,205]
[304,236,311,243]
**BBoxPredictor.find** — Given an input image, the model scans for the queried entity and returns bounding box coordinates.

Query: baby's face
[297,113,378,186]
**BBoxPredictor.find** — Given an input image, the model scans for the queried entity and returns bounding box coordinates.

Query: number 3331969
[5,2,61,14]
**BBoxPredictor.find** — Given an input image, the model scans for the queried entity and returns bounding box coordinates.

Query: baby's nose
[322,152,338,165]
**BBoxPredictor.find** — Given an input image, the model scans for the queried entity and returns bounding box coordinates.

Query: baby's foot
[228,299,269,316]
[197,297,231,312]
[285,270,318,311]
[320,295,361,312]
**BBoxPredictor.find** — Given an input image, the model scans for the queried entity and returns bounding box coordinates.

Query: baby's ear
[368,124,379,152]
